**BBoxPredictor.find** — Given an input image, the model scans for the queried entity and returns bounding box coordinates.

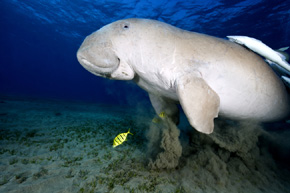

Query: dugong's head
[77,18,180,80]
[77,19,140,80]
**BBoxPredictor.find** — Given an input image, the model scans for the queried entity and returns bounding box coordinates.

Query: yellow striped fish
[152,112,166,123]
[159,111,166,118]
[152,117,161,123]
[112,129,133,148]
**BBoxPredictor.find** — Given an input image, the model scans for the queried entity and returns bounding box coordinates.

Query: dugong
[227,36,290,75]
[77,18,290,134]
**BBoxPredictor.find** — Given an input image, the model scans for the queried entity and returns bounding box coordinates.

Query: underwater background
[1,0,290,193]
[1,0,290,104]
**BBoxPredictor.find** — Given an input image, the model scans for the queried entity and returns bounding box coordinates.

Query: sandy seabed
[0,96,290,193]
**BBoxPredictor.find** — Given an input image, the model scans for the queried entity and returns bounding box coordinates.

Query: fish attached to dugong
[77,18,290,134]
[227,36,290,75]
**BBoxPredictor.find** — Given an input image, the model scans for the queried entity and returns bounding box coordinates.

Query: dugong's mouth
[79,57,120,78]
[77,49,120,78]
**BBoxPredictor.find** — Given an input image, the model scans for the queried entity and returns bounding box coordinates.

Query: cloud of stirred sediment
[146,117,182,169]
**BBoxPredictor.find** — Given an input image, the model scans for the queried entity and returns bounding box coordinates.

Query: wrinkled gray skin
[77,18,290,134]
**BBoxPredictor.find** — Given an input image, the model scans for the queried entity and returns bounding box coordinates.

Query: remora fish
[267,47,290,77]
[159,112,166,118]
[227,36,290,75]
[112,129,133,148]
[282,76,290,88]
[276,47,289,61]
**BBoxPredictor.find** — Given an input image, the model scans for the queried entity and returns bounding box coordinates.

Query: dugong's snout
[77,34,120,77]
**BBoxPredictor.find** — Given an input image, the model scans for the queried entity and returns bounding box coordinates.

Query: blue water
[1,0,289,105]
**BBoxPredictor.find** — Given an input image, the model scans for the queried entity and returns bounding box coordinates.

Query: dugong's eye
[122,23,130,29]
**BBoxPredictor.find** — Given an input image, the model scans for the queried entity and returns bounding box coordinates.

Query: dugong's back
[185,32,290,121]
[131,19,290,122]
[134,19,290,122]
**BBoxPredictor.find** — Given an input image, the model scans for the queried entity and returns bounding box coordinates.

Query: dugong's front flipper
[177,74,220,134]
[149,94,180,124]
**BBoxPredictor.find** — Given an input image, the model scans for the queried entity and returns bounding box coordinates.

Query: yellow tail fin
[128,128,133,135]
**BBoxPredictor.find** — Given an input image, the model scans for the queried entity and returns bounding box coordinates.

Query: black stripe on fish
[117,136,123,142]
[115,138,120,144]
[120,134,125,140]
